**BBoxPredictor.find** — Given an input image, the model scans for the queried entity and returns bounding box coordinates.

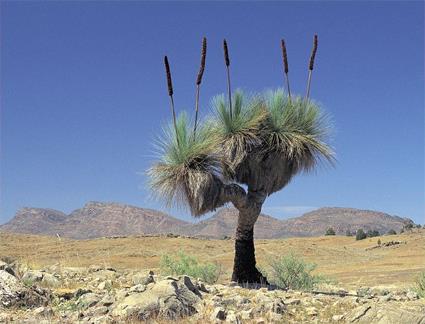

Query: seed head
[309,34,318,71]
[281,39,289,73]
[164,56,173,96]
[196,37,207,85]
[223,39,230,67]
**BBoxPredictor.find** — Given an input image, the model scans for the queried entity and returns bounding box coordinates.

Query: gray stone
[92,306,109,315]
[306,306,318,316]
[349,305,371,322]
[0,261,7,270]
[41,273,60,287]
[74,288,93,299]
[97,280,113,290]
[78,293,100,309]
[180,275,201,297]
[33,306,53,316]
[379,294,393,302]
[100,294,115,306]
[270,299,286,314]
[22,270,44,284]
[132,273,155,285]
[240,309,253,320]
[0,270,50,308]
[226,311,240,323]
[285,298,301,305]
[332,314,345,321]
[112,278,201,320]
[406,291,419,300]
[211,307,226,321]
[197,281,209,293]
[129,284,146,293]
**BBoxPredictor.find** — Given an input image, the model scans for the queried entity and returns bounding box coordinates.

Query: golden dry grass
[1,230,424,289]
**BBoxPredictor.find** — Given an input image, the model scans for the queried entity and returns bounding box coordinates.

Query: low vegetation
[160,250,222,284]
[414,271,425,298]
[366,229,380,237]
[263,252,330,291]
[356,229,367,241]
[325,227,336,236]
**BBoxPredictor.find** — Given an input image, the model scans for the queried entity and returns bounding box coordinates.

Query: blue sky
[1,1,424,224]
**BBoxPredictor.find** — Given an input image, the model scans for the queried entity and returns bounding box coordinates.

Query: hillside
[1,230,424,324]
[0,202,413,239]
[0,202,189,239]
[0,230,424,288]
[277,207,411,237]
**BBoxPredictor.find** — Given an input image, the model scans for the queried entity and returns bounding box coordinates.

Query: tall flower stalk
[223,39,232,119]
[280,39,291,99]
[164,56,179,145]
[193,37,207,139]
[305,34,318,101]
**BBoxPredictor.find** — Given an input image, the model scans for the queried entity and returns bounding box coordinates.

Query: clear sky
[1,1,424,224]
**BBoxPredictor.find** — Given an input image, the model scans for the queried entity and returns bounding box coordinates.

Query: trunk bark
[231,190,269,285]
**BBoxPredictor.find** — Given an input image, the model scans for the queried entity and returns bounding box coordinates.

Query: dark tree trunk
[231,190,269,285]
[231,227,268,284]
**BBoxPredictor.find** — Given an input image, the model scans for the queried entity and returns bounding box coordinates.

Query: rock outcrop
[0,260,424,323]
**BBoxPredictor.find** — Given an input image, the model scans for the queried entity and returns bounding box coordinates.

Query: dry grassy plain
[1,230,424,289]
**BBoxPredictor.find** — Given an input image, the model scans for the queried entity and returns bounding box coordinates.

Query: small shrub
[416,224,422,229]
[404,223,414,230]
[160,251,222,284]
[414,271,425,298]
[377,239,381,246]
[264,252,329,291]
[325,227,336,236]
[345,230,353,237]
[366,229,380,238]
[387,229,397,235]
[356,229,367,241]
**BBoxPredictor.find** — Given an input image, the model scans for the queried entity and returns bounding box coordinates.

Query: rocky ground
[1,260,424,324]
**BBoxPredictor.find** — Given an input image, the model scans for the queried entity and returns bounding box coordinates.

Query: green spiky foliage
[263,89,334,172]
[148,112,224,216]
[149,89,334,216]
[211,90,267,177]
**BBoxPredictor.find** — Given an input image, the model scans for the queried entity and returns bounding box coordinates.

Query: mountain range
[0,201,413,239]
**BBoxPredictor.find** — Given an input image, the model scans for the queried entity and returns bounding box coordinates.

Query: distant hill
[0,202,188,239]
[0,202,413,239]
[276,207,412,237]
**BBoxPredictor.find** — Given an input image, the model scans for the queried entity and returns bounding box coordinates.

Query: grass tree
[149,36,334,284]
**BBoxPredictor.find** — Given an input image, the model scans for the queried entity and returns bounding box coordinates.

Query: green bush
[366,229,380,237]
[345,230,353,236]
[160,251,222,284]
[325,227,336,236]
[263,252,329,291]
[414,271,425,298]
[404,223,414,230]
[387,229,397,235]
[356,229,367,240]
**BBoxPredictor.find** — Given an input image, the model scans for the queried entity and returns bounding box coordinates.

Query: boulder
[97,280,113,291]
[0,270,50,308]
[349,303,425,324]
[211,307,226,321]
[132,272,155,286]
[41,273,60,287]
[112,277,201,320]
[78,293,100,309]
[22,270,44,284]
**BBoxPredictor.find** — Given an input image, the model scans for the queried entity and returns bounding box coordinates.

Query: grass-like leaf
[211,90,267,177]
[263,89,334,172]
[148,112,223,216]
